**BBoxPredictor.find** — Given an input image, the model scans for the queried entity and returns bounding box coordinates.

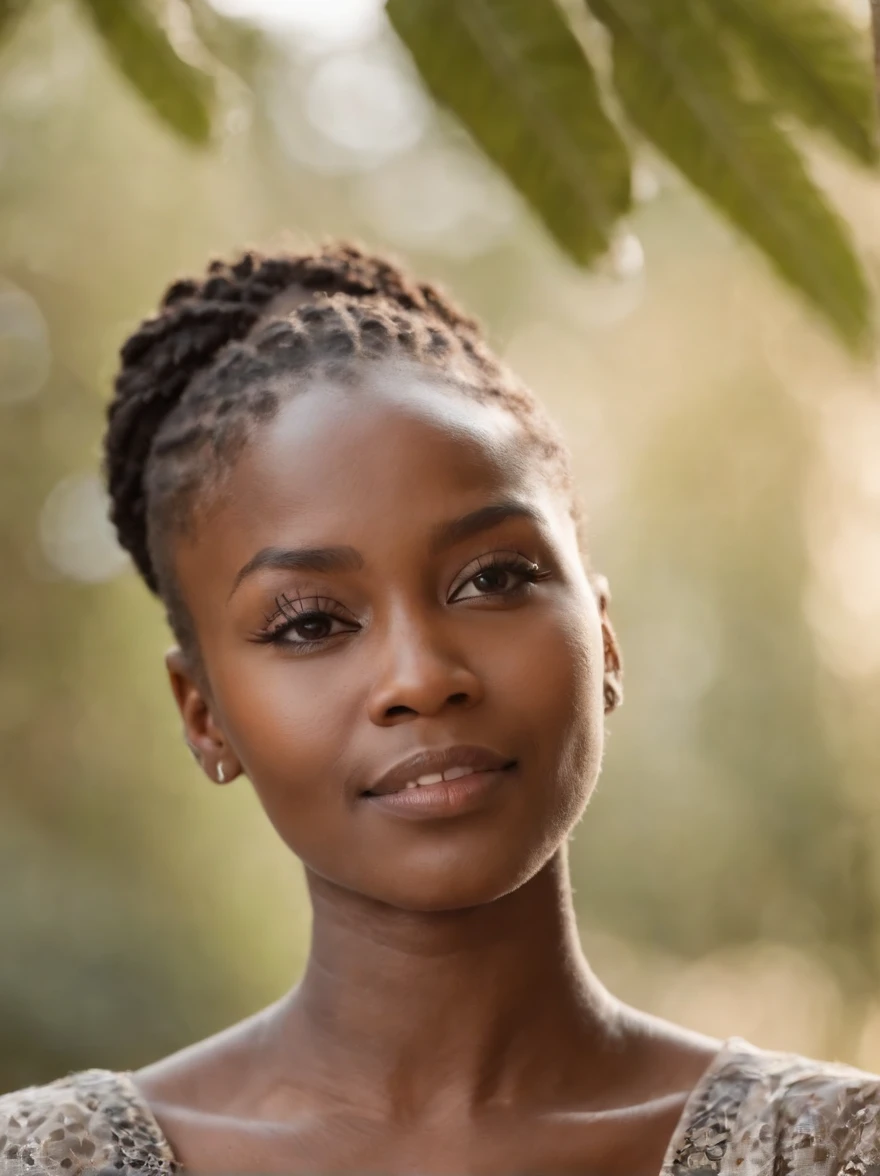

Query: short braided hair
[102,241,580,664]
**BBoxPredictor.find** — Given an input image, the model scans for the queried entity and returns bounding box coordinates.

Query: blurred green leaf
[386,0,632,264]
[700,0,879,166]
[75,0,215,145]
[0,0,28,49]
[588,0,874,352]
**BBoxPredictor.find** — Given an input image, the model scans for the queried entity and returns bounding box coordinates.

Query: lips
[363,745,517,798]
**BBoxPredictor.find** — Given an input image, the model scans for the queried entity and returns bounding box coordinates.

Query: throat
[266,855,617,1116]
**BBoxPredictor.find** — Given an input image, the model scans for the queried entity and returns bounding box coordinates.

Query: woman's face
[170,363,615,911]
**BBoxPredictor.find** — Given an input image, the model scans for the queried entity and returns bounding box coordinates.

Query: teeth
[442,765,473,782]
[401,766,483,789]
[415,772,444,787]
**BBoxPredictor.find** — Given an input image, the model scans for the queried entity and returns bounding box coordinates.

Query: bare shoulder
[131,1003,275,1115]
[129,1002,337,1175]
[611,1005,725,1102]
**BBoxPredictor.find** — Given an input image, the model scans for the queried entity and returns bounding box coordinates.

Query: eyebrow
[227,546,364,602]
[428,499,542,552]
[227,499,542,603]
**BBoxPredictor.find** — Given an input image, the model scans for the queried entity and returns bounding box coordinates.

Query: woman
[2,243,877,1175]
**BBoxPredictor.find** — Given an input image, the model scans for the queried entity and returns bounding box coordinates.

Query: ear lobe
[164,646,230,775]
[590,571,611,613]
[602,620,624,714]
[589,575,624,714]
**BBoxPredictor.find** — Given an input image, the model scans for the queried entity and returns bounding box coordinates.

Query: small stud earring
[216,762,225,784]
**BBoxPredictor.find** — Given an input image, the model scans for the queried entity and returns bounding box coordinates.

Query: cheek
[498,600,605,802]
[211,655,361,832]
[510,592,602,705]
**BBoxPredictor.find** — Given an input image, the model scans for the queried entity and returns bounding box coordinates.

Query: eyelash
[249,553,551,651]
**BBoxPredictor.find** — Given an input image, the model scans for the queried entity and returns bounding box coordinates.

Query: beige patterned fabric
[0,1067,178,1175]
[0,1036,878,1174]
[665,1037,880,1175]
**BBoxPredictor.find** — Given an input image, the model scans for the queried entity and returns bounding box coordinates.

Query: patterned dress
[0,1036,878,1174]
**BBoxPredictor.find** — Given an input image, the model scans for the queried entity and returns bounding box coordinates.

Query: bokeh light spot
[306,53,427,161]
[38,472,129,583]
[0,281,51,405]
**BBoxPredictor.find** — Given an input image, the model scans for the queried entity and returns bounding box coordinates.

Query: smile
[362,745,517,820]
[402,764,489,789]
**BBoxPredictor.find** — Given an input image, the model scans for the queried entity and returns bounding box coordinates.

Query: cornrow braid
[102,241,578,663]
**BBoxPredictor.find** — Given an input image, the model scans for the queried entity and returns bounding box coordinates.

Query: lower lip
[363,767,514,821]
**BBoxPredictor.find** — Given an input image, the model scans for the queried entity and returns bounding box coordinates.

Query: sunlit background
[2,0,880,1094]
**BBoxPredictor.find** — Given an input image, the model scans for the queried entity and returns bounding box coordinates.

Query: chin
[366,855,547,914]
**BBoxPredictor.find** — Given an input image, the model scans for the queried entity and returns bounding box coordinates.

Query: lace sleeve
[776,1061,880,1172]
[0,1069,177,1175]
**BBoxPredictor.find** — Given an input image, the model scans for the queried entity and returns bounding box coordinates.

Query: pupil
[477,569,505,592]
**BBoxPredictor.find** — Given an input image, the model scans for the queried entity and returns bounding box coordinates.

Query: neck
[265,848,624,1116]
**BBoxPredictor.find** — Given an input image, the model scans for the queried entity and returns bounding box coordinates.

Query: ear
[590,573,623,715]
[165,646,240,785]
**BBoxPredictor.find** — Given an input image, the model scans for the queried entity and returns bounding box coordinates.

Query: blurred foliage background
[1,0,880,1095]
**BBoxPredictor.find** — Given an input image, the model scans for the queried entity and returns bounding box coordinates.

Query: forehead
[226,365,541,527]
[176,364,563,601]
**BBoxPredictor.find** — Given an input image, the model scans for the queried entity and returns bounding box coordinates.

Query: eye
[249,593,360,651]
[450,552,549,603]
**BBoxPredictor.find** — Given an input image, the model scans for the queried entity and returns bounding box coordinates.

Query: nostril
[385,704,418,719]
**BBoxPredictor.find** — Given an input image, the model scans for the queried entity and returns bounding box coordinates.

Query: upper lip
[363,745,516,797]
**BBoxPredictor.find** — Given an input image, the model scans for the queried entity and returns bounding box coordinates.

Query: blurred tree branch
[1,0,877,353]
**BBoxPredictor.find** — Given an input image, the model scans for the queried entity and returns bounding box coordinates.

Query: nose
[366,604,484,725]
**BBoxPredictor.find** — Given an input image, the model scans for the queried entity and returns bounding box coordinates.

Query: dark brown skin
[133,361,721,1174]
